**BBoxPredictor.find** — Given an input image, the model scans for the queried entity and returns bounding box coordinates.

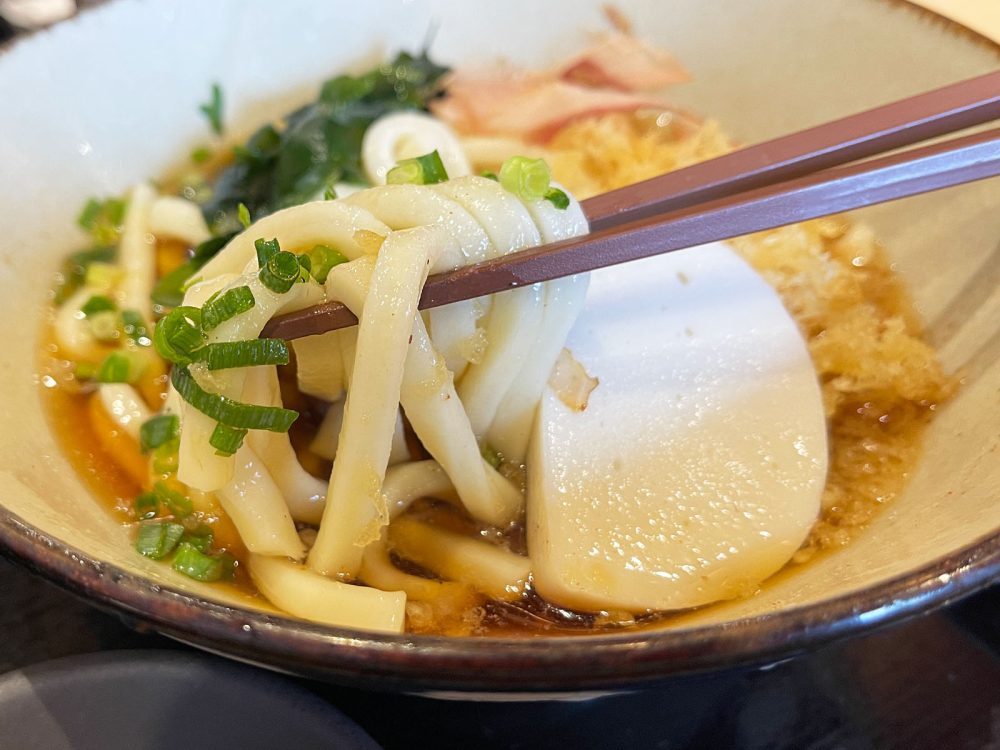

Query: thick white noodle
[324,256,522,528]
[195,201,390,280]
[53,287,101,360]
[148,196,211,247]
[243,365,327,526]
[97,383,152,443]
[309,398,345,461]
[118,183,157,320]
[435,177,545,438]
[249,553,406,634]
[487,187,591,462]
[345,184,491,378]
[307,227,440,577]
[291,330,344,402]
[216,444,306,559]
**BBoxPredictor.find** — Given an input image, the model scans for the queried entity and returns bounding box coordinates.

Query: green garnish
[209,422,248,457]
[120,310,150,345]
[171,542,235,582]
[139,414,180,453]
[190,145,213,164]
[133,492,159,521]
[201,286,255,331]
[258,250,304,294]
[237,202,251,228]
[200,83,224,136]
[193,339,289,371]
[386,150,449,185]
[151,232,237,308]
[77,196,127,245]
[95,350,146,384]
[303,244,348,284]
[498,156,552,202]
[151,439,180,476]
[323,184,338,201]
[200,51,449,227]
[254,237,281,267]
[84,262,122,291]
[53,246,116,305]
[171,366,298,433]
[544,187,570,210]
[88,310,121,343]
[181,527,214,554]
[135,521,185,559]
[154,480,193,517]
[80,295,116,317]
[481,170,498,181]
[153,306,204,365]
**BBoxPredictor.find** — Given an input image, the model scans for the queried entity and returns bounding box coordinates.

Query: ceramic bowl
[0,0,997,693]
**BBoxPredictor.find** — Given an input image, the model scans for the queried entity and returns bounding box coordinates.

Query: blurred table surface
[2,3,999,749]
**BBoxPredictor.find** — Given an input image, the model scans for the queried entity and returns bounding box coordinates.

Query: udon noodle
[39,26,951,636]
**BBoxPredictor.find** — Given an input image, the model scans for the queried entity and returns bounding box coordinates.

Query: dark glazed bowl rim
[1,0,999,693]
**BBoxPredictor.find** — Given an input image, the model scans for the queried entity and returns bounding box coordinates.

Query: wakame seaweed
[201,51,449,231]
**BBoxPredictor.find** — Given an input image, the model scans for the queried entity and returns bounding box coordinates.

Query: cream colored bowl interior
[0,0,997,630]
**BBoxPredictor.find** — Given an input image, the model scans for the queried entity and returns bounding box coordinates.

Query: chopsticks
[262,70,1000,340]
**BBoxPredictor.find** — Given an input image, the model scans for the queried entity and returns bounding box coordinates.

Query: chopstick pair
[264,69,1000,340]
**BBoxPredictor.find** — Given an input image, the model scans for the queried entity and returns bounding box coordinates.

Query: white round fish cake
[527,241,828,613]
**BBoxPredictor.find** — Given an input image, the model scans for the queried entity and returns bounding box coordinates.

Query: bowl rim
[1,0,999,693]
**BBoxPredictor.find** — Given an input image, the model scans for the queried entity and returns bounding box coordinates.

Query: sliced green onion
[121,310,150,345]
[201,286,255,331]
[172,542,235,582]
[259,250,302,294]
[171,365,298,432]
[544,187,570,210]
[255,237,281,268]
[303,244,348,284]
[153,306,204,365]
[190,145,213,164]
[193,339,289,370]
[84,262,122,291]
[154,480,193,517]
[181,526,214,553]
[151,440,179,475]
[237,202,251,228]
[78,197,127,245]
[323,184,338,201]
[135,521,185,559]
[140,414,179,453]
[386,150,449,186]
[74,361,98,381]
[80,295,116,317]
[96,350,146,384]
[498,156,552,202]
[88,310,121,343]
[133,492,159,520]
[481,170,499,181]
[54,246,116,305]
[200,82,224,136]
[209,422,248,456]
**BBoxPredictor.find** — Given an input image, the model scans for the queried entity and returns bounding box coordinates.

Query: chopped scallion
[88,310,121,343]
[84,262,122,291]
[96,350,146,384]
[323,184,337,201]
[135,521,185,559]
[237,202,251,228]
[498,156,552,202]
[151,440,179,476]
[153,306,204,365]
[200,83,224,136]
[53,246,116,305]
[254,237,281,267]
[171,365,298,432]
[133,492,159,520]
[171,542,235,582]
[154,480,193,517]
[120,310,150,345]
[201,286,255,331]
[544,186,570,210]
[258,250,302,294]
[80,295,116,317]
[181,526,214,553]
[193,339,289,370]
[190,145,213,164]
[139,414,179,453]
[209,422,248,456]
[78,197,127,245]
[386,150,449,185]
[303,244,348,284]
